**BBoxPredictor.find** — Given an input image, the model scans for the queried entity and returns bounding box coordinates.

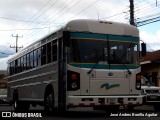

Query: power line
[0,16,51,24]
[0,26,60,31]
[22,0,80,46]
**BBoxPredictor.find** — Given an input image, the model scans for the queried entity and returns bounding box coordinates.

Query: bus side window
[14,60,17,74]
[26,54,30,70]
[33,50,37,68]
[17,58,21,73]
[23,55,26,71]
[41,45,46,65]
[38,48,41,66]
[12,61,15,75]
[47,42,51,63]
[20,57,23,72]
[52,40,57,62]
[30,52,34,69]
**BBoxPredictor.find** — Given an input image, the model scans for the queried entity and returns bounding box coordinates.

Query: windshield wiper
[109,53,132,75]
[87,56,103,74]
[87,60,99,74]
[122,63,131,75]
[87,48,103,74]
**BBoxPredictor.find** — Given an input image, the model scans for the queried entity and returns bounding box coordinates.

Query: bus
[7,19,144,113]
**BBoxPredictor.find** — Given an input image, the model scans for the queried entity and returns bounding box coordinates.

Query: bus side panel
[7,63,58,103]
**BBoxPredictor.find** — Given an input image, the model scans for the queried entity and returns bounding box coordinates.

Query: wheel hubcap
[46,93,54,111]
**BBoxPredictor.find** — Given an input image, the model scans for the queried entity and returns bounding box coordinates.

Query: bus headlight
[141,89,144,94]
[67,70,80,91]
[136,83,141,90]
[71,82,77,89]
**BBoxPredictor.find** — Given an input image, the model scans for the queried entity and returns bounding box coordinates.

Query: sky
[0,0,160,70]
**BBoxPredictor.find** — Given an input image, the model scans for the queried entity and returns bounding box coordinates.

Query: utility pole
[10,34,23,53]
[129,0,135,26]
[156,0,157,6]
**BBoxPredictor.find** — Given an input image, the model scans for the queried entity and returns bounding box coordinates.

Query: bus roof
[8,19,139,63]
[64,19,139,37]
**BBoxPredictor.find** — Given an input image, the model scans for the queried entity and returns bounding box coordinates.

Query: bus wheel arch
[13,89,30,112]
[153,104,160,111]
[44,84,55,112]
[13,89,19,111]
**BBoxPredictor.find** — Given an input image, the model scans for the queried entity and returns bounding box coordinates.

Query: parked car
[0,88,7,104]
[141,76,160,111]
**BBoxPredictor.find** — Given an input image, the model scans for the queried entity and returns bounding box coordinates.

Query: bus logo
[100,83,120,90]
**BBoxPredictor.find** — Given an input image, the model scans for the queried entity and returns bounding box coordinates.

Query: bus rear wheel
[44,89,55,113]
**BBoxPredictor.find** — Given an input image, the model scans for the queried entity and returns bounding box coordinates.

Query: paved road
[0,104,159,120]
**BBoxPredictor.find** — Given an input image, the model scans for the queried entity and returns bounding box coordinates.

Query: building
[0,70,7,76]
[0,70,7,88]
[140,50,160,87]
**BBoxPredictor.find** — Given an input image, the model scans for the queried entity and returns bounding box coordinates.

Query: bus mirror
[141,43,146,57]
[63,31,70,47]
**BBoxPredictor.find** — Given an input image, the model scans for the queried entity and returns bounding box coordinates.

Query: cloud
[0,55,12,70]
[140,30,160,51]
[0,0,130,47]
[0,0,160,70]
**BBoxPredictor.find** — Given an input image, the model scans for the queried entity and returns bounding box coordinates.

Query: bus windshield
[68,39,139,65]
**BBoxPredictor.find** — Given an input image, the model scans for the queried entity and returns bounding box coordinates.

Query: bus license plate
[106,98,116,104]
[150,95,157,99]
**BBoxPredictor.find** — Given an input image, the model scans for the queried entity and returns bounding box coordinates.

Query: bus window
[17,58,21,73]
[15,60,18,74]
[109,42,138,64]
[12,61,15,75]
[23,55,26,71]
[37,48,41,66]
[47,42,51,63]
[30,52,34,69]
[26,54,30,70]
[68,39,107,63]
[33,50,37,68]
[52,40,57,62]
[20,57,23,72]
[41,45,46,65]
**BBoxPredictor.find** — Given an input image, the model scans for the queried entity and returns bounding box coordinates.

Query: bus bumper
[67,95,143,107]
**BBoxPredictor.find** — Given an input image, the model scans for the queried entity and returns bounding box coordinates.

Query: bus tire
[13,90,30,112]
[44,88,55,113]
[153,104,160,111]
[106,105,119,114]
[13,91,21,112]
[126,105,134,111]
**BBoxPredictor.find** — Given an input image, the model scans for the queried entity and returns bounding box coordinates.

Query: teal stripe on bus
[69,63,139,69]
[70,32,139,43]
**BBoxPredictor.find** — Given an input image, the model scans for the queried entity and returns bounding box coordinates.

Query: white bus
[7,19,144,113]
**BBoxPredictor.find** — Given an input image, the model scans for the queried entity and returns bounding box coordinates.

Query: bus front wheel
[153,104,160,111]
[13,91,30,112]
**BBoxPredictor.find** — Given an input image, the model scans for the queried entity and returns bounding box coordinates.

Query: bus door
[58,38,66,110]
